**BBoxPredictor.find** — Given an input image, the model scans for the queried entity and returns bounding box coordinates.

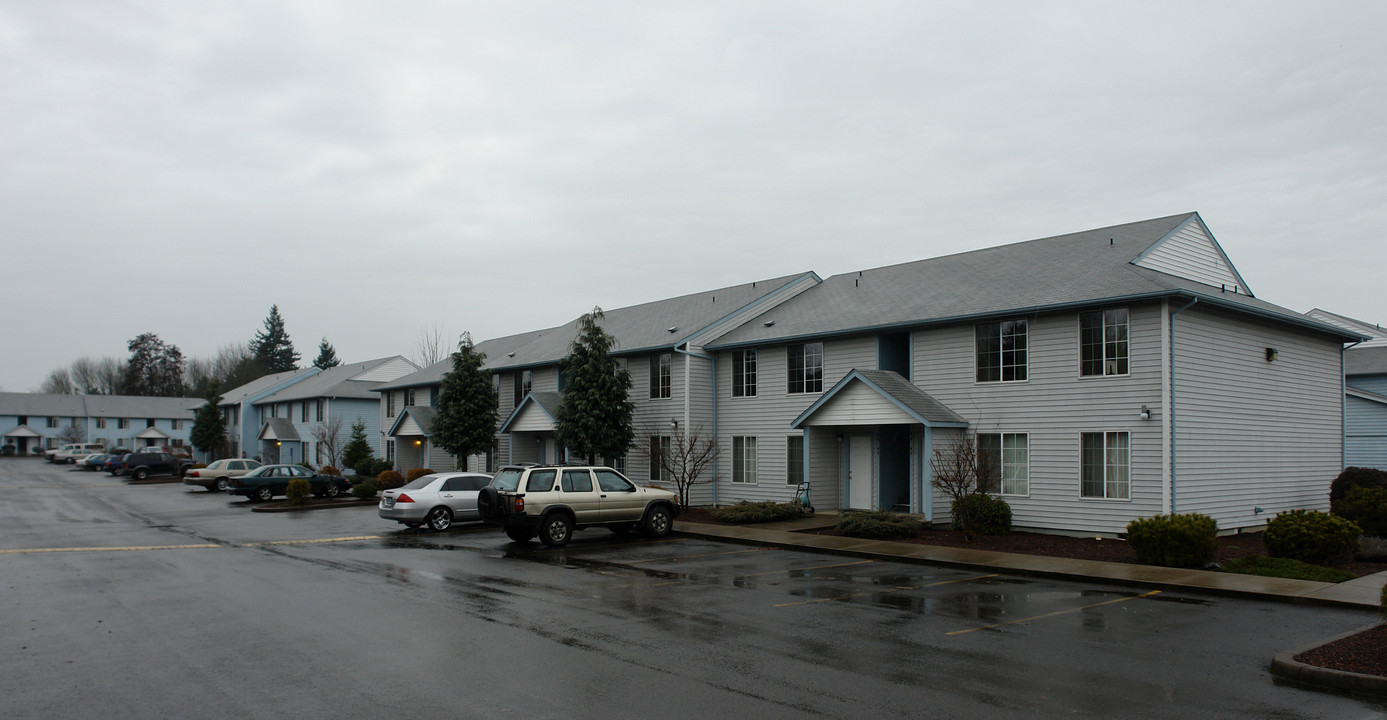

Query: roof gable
[387,406,436,437]
[792,370,968,429]
[498,392,561,433]
[1131,214,1250,295]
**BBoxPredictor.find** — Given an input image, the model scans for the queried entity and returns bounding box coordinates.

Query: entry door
[848,435,873,509]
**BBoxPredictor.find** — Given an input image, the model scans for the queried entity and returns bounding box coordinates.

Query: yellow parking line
[774,573,1000,607]
[245,535,384,547]
[653,559,877,587]
[0,543,219,555]
[946,590,1163,636]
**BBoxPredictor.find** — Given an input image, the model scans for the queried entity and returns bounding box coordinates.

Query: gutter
[1168,297,1199,513]
[673,342,718,504]
[1342,340,1363,469]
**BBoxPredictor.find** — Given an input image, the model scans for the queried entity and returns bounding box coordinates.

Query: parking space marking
[946,589,1162,636]
[652,558,877,587]
[774,573,1000,607]
[243,535,384,547]
[0,543,219,554]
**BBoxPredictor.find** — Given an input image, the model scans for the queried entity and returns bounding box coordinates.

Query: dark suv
[476,465,680,547]
[122,452,194,481]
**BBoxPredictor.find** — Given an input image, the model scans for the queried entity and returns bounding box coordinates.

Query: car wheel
[609,523,635,535]
[476,486,501,520]
[505,526,534,543]
[538,514,573,547]
[426,507,453,531]
[68,458,76,464]
[214,478,229,493]
[133,468,149,481]
[643,506,673,538]
[255,485,274,502]
[324,482,340,499]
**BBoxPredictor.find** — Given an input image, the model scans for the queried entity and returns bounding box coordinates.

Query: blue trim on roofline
[790,369,969,430]
[1131,213,1254,298]
[683,272,823,346]
[707,289,1366,352]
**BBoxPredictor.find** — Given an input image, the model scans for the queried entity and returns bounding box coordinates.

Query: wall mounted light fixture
[670,419,678,430]
[1265,348,1279,362]
[1139,405,1150,420]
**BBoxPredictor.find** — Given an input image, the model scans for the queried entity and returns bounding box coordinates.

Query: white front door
[848,435,873,509]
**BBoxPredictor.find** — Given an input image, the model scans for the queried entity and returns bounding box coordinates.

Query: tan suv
[477,465,679,547]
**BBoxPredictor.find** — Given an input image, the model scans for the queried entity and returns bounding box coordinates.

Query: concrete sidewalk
[673,514,1387,611]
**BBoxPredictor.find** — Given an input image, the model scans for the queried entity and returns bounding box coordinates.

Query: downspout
[1342,341,1363,469]
[674,342,717,504]
[1169,297,1198,514]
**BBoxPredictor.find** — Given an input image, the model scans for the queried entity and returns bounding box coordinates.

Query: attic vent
[1110,238,1114,246]
[667,326,678,334]
[507,352,515,357]
[764,320,775,327]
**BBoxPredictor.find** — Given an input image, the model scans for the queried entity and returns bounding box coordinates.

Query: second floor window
[316,399,325,421]
[732,350,757,397]
[301,402,309,422]
[650,353,671,399]
[787,343,823,394]
[406,388,417,407]
[46,417,58,428]
[1080,308,1129,376]
[976,319,1028,382]
[386,393,396,417]
[118,418,130,429]
[96,418,106,429]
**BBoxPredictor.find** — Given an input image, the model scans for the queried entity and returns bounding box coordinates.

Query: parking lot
[2,459,1383,719]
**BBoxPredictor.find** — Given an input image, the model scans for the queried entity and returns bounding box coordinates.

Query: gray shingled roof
[0,392,90,416]
[259,417,301,441]
[793,370,968,428]
[255,356,415,403]
[1347,346,1387,376]
[218,368,316,407]
[388,406,436,436]
[710,213,1359,348]
[0,392,199,418]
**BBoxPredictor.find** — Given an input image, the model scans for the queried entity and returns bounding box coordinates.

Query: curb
[1269,625,1387,698]
[250,498,377,513]
[126,477,183,485]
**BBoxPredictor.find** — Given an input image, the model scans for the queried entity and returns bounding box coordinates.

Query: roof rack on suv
[477,465,679,547]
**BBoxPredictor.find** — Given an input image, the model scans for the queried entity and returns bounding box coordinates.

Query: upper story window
[301,402,309,422]
[315,399,325,421]
[386,392,396,418]
[521,370,532,398]
[171,419,182,430]
[118,418,130,429]
[146,418,155,428]
[732,350,757,397]
[1080,308,1129,376]
[405,388,417,407]
[492,375,500,409]
[650,353,671,399]
[96,418,107,429]
[787,343,823,394]
[46,417,58,428]
[976,319,1028,382]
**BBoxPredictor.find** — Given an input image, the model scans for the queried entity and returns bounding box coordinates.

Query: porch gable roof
[791,369,969,429]
[499,392,562,433]
[258,418,301,441]
[3,424,41,438]
[387,406,436,437]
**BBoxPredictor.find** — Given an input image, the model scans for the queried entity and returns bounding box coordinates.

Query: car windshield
[492,469,523,491]
[401,474,442,490]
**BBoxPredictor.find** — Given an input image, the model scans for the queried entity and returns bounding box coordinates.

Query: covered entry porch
[387,406,435,470]
[499,392,564,465]
[258,418,301,465]
[792,369,967,514]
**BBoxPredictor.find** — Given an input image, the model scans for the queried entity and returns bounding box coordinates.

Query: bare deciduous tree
[929,432,998,540]
[644,422,719,509]
[40,368,75,395]
[413,323,448,368]
[311,415,345,469]
[57,423,86,444]
[70,356,125,395]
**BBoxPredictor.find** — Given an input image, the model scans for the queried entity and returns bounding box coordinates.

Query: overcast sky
[3,1,1385,392]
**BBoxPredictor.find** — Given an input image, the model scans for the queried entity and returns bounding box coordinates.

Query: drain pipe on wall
[1342,340,1363,470]
[1169,297,1198,514]
[674,342,717,505]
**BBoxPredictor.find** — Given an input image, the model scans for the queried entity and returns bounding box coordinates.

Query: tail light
[511,496,525,512]
[187,471,200,477]
[396,493,415,503]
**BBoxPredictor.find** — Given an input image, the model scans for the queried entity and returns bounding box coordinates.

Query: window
[527,469,557,492]
[649,353,671,399]
[171,419,182,430]
[787,343,823,394]
[386,392,396,418]
[386,439,395,463]
[172,438,184,448]
[46,417,57,428]
[732,350,757,397]
[1080,308,1129,376]
[405,389,416,407]
[70,417,79,427]
[977,433,1029,495]
[596,470,633,492]
[316,399,325,422]
[1081,432,1130,499]
[118,418,129,429]
[492,375,500,409]
[648,436,671,482]
[976,319,1028,382]
[315,442,323,465]
[561,469,593,493]
[787,435,804,486]
[512,372,523,408]
[732,436,757,483]
[146,419,155,428]
[96,418,106,429]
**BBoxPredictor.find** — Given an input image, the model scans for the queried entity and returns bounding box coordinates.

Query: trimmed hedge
[285,477,312,506]
[406,467,435,482]
[376,470,405,491]
[1332,486,1387,538]
[350,480,379,500]
[709,501,804,524]
[1126,513,1218,568]
[1329,466,1387,502]
[950,493,1012,535]
[1264,509,1361,566]
[320,465,341,477]
[836,511,924,540]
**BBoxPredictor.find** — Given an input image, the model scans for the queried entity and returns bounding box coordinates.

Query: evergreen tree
[190,389,227,458]
[122,332,186,397]
[341,418,374,472]
[554,308,634,464]
[250,305,300,373]
[431,333,497,462]
[313,337,341,369]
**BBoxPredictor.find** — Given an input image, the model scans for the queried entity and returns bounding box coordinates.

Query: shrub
[319,465,341,477]
[1264,509,1361,566]
[405,467,435,482]
[285,477,312,506]
[709,501,804,524]
[950,493,1012,535]
[191,462,207,470]
[1329,466,1387,502]
[1218,556,1355,583]
[350,480,378,500]
[353,457,392,478]
[1126,513,1219,568]
[1332,486,1387,538]
[376,470,405,491]
[836,510,924,539]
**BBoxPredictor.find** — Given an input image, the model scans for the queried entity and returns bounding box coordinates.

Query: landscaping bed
[249,497,377,512]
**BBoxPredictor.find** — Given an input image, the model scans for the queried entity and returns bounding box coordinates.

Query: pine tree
[190,389,227,458]
[313,337,341,369]
[554,308,634,464]
[122,332,186,397]
[250,305,300,373]
[341,418,374,472]
[431,333,497,462]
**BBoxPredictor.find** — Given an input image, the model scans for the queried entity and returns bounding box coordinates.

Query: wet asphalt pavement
[2,459,1384,719]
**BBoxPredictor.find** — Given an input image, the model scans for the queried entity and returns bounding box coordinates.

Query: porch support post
[921,426,933,520]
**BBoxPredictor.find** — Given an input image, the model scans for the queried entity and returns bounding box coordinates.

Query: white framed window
[46,417,57,428]
[732,350,757,397]
[1080,308,1129,376]
[118,418,130,429]
[977,433,1029,495]
[786,435,804,486]
[976,319,1028,382]
[316,399,325,422]
[386,392,396,418]
[1081,431,1130,499]
[405,388,417,407]
[171,419,182,430]
[96,418,106,429]
[787,343,823,394]
[732,436,758,484]
[650,354,671,399]
[301,402,309,422]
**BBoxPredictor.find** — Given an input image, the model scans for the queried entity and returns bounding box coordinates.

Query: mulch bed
[1295,624,1387,679]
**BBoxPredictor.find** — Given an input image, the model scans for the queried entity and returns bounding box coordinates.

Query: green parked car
[226,464,351,502]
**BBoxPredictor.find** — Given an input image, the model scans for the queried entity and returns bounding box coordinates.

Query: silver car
[379,472,493,531]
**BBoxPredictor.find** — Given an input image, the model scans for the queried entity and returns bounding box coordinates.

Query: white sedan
[379,472,493,531]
